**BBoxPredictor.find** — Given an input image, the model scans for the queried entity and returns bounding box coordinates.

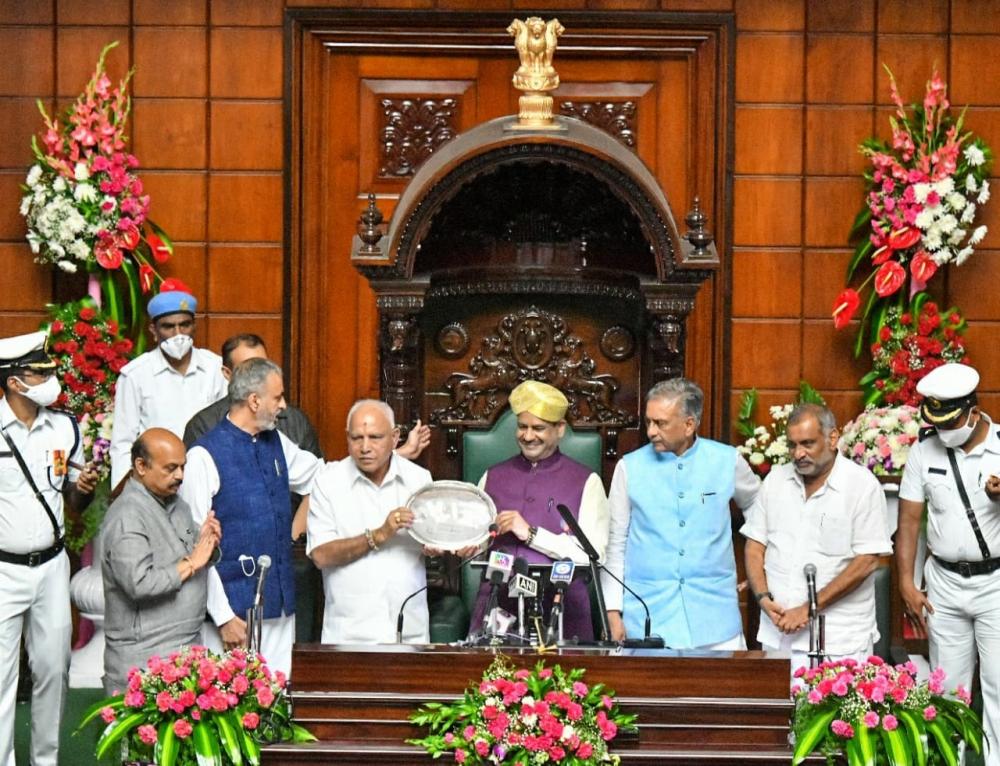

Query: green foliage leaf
[156,720,178,766]
[95,711,146,760]
[797,380,826,406]
[237,719,261,766]
[852,718,877,766]
[291,723,317,743]
[792,708,838,764]
[926,718,959,766]
[897,709,928,766]
[214,713,243,765]
[880,726,910,766]
[847,239,874,282]
[193,720,223,766]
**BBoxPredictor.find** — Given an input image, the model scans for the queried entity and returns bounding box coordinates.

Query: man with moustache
[468,380,609,640]
[741,404,891,676]
[180,358,321,676]
[100,428,221,694]
[603,378,759,649]
[110,282,227,487]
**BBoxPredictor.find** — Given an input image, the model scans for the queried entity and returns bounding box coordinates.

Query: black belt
[0,541,64,567]
[933,555,1000,578]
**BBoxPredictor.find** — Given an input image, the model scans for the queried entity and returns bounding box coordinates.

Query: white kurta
[0,399,82,766]
[109,346,227,486]
[307,454,432,644]
[740,455,892,654]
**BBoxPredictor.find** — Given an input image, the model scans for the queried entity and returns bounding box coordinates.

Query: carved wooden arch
[353,115,717,283]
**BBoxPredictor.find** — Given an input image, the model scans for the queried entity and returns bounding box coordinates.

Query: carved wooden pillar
[377,295,424,434]
[644,293,696,386]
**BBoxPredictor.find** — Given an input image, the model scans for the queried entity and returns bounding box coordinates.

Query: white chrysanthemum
[948,228,966,246]
[25,165,43,187]
[769,406,785,419]
[69,240,89,260]
[923,231,942,252]
[905,420,920,437]
[748,452,765,466]
[52,176,67,193]
[862,427,880,443]
[965,174,979,193]
[881,416,898,432]
[946,192,967,212]
[978,180,991,205]
[48,242,65,257]
[26,232,41,253]
[930,249,951,265]
[913,183,931,204]
[57,259,77,273]
[938,214,958,235]
[965,144,986,166]
[933,177,955,197]
[955,246,974,266]
[781,404,794,417]
[19,194,31,216]
[961,203,977,224]
[969,225,988,246]
[73,162,89,181]
[914,209,935,230]
[73,182,96,203]
[754,425,769,437]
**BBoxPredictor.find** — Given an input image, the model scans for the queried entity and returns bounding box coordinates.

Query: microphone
[593,558,665,649]
[488,522,499,539]
[395,547,485,643]
[555,504,612,642]
[253,554,272,608]
[545,559,575,644]
[481,551,514,633]
[804,563,818,618]
[507,557,536,640]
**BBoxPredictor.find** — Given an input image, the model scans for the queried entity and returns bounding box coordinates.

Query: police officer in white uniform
[0,331,98,766]
[898,363,1000,766]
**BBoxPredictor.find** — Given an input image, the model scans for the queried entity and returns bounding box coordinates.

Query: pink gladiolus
[883,714,899,731]
[173,719,193,739]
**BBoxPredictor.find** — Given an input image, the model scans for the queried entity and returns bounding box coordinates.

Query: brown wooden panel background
[1,0,999,462]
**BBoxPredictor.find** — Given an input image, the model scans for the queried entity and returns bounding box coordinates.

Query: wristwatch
[754,590,774,603]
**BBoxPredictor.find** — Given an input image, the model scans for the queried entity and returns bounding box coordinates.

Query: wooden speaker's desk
[263,643,824,764]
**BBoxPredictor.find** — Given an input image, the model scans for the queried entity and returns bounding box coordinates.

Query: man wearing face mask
[109,282,227,488]
[0,331,98,766]
[898,363,1000,766]
[179,358,321,678]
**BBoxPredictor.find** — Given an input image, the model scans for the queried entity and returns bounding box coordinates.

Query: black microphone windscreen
[512,557,529,576]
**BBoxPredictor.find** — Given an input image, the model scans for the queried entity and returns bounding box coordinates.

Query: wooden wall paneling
[805,34,874,105]
[806,0,874,32]
[0,28,54,96]
[132,98,208,169]
[949,250,1000,321]
[654,57,691,218]
[730,319,801,390]
[140,172,207,241]
[211,102,284,170]
[732,250,802,318]
[133,27,206,98]
[207,246,284,314]
[160,243,208,311]
[800,320,870,391]
[0,243,51,310]
[803,106,872,176]
[877,0,949,33]
[210,27,283,99]
[0,173,28,239]
[735,106,803,175]
[133,0,206,25]
[801,249,851,319]
[0,99,54,167]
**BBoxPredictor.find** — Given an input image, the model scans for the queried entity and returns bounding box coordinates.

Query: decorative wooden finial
[358,193,384,256]
[684,196,714,259]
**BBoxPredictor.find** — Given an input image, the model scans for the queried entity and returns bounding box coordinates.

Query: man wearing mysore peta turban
[468,380,610,640]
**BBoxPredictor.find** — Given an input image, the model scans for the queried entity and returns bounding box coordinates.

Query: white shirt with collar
[0,398,82,553]
[109,346,227,487]
[741,454,892,653]
[900,415,1000,562]
[307,453,432,644]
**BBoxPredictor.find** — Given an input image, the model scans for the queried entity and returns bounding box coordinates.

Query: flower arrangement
[833,68,992,354]
[791,657,982,766]
[838,404,922,477]
[409,656,636,765]
[859,295,969,407]
[20,41,173,350]
[77,646,314,766]
[734,381,826,478]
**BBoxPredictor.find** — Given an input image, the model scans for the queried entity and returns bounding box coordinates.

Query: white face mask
[937,410,977,448]
[160,333,194,361]
[15,375,61,407]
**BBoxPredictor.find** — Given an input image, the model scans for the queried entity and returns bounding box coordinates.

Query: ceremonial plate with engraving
[406,480,497,549]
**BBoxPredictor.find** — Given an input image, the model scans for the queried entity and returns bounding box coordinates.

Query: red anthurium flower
[117,223,140,251]
[159,277,193,294]
[871,245,892,265]
[95,238,124,270]
[874,261,906,297]
[888,226,921,251]
[146,232,171,264]
[832,288,861,330]
[910,250,937,284]
[139,263,156,294]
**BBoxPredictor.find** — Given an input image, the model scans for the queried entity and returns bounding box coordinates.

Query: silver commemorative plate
[406,480,497,549]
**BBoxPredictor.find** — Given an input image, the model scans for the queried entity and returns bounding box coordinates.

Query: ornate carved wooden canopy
[352,114,718,482]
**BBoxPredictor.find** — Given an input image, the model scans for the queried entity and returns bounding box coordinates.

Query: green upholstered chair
[427,408,604,642]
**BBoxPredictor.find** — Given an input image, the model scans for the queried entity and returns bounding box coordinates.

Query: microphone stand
[555,504,612,643]
[804,563,825,668]
[246,556,271,654]
[596,558,665,649]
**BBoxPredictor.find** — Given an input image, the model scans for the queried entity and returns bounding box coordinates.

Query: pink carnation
[137,724,158,746]
[572,681,588,697]
[831,719,855,739]
[455,750,466,763]
[100,706,116,724]
[883,714,899,731]
[956,685,972,705]
[173,719,193,739]
[242,712,260,730]
[924,706,937,721]
[863,711,880,728]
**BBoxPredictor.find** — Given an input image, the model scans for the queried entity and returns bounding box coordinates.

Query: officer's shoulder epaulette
[919,426,936,442]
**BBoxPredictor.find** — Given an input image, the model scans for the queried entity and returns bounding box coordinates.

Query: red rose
[832,288,861,330]
[874,261,906,297]
[51,320,64,333]
[79,307,96,322]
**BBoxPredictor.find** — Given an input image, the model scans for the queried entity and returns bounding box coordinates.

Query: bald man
[99,429,220,693]
[307,400,440,644]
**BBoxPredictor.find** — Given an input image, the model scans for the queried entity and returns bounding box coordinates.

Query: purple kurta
[470,450,595,640]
